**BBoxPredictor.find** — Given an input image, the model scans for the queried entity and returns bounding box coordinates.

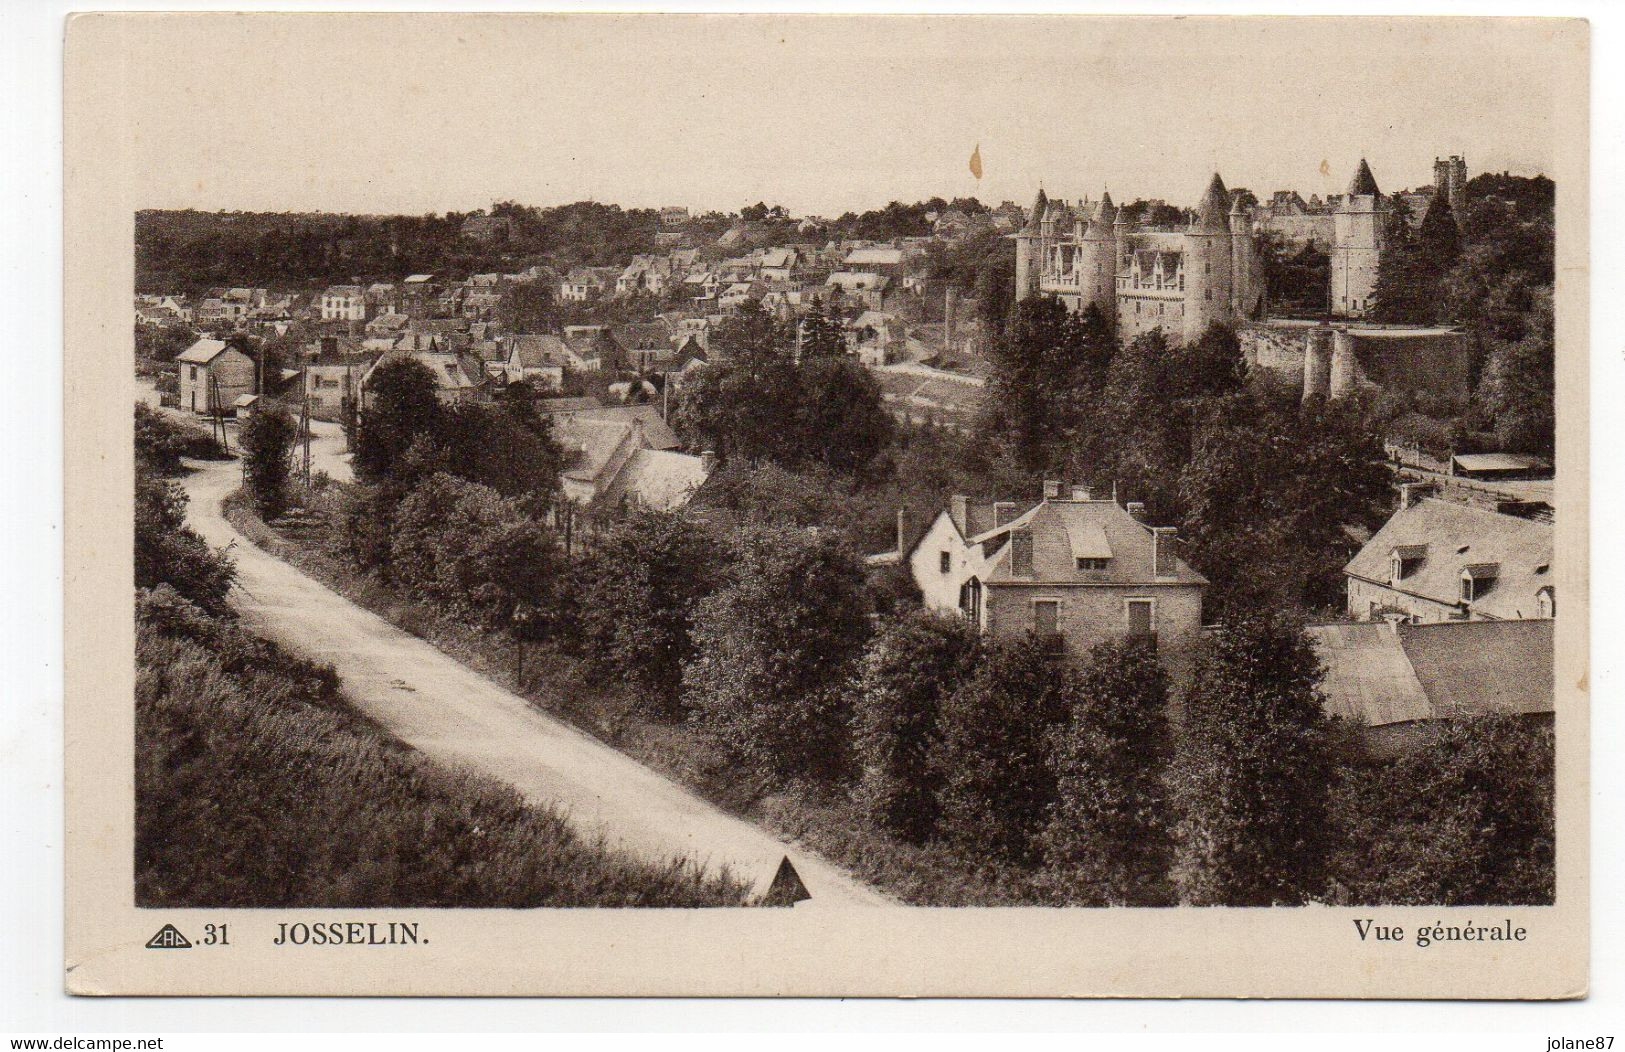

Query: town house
[176,337,258,415]
[907,485,1207,661]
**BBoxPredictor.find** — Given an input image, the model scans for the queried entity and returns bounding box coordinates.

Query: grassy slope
[225,488,1039,906]
[135,593,750,909]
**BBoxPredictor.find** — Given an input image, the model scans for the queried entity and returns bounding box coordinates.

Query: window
[1538,588,1555,618]
[1125,599,1155,637]
[1076,557,1109,571]
[940,551,952,573]
[1033,600,1059,636]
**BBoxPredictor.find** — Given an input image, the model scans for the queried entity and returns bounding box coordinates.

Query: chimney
[1152,527,1178,578]
[1071,485,1092,501]
[1399,482,1432,512]
[1010,527,1034,577]
[700,449,717,474]
[896,508,911,556]
[1126,501,1147,521]
[949,494,969,535]
[1042,479,1062,500]
[994,501,1021,526]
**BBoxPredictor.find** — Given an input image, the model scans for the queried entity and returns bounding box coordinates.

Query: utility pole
[209,372,229,455]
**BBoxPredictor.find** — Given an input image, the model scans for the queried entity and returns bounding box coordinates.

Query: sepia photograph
[58,10,1589,999]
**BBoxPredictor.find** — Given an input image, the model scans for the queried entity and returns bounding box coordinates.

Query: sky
[102,14,1568,217]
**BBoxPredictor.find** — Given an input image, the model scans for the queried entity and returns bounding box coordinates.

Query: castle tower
[1112,207,1132,330]
[1183,172,1234,343]
[1331,159,1388,318]
[1077,191,1117,318]
[1328,328,1358,398]
[1013,187,1048,301]
[1228,192,1258,319]
[1302,325,1333,400]
[1433,154,1468,221]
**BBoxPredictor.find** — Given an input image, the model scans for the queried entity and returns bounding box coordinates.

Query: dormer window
[1460,563,1500,603]
[1537,587,1555,618]
[1390,544,1426,583]
[1076,557,1109,571]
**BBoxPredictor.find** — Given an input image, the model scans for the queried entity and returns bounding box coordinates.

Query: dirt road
[178,455,890,907]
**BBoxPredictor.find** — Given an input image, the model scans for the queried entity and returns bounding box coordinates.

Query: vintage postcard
[63,12,1588,997]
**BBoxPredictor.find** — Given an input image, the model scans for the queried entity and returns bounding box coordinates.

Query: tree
[1371,194,1459,325]
[683,525,872,788]
[497,279,561,334]
[1326,716,1554,906]
[931,633,1077,865]
[438,397,565,508]
[794,356,893,475]
[851,610,983,843]
[134,469,235,615]
[796,304,847,360]
[1476,287,1555,458]
[1169,615,1334,905]
[987,295,1106,473]
[354,357,443,483]
[573,510,726,716]
[240,405,298,519]
[1041,638,1174,905]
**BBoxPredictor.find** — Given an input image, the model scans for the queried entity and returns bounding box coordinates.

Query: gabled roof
[1347,158,1382,198]
[175,338,232,364]
[598,447,712,512]
[1309,619,1553,727]
[1343,498,1554,620]
[541,402,681,451]
[506,334,568,369]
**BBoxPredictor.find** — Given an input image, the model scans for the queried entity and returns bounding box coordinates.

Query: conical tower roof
[1084,192,1118,238]
[1190,172,1231,234]
[1021,188,1048,234]
[1347,158,1381,198]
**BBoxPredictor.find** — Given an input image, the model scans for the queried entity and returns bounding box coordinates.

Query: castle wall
[1263,213,1335,251]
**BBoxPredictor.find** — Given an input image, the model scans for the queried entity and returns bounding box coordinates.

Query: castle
[1015,160,1413,338]
[1015,159,1477,403]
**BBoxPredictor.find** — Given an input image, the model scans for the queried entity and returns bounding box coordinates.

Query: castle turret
[1013,187,1047,301]
[1228,192,1258,319]
[1331,159,1388,317]
[1077,191,1117,318]
[1303,325,1333,400]
[1433,154,1467,222]
[1183,172,1234,343]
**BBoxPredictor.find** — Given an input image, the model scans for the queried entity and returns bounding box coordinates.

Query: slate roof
[1347,158,1382,198]
[506,334,568,369]
[542,403,681,451]
[979,499,1207,586]
[599,447,712,512]
[1343,498,1554,620]
[1309,619,1553,727]
[175,338,232,364]
[1190,172,1232,234]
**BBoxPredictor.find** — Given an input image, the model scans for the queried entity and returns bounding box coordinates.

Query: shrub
[240,405,298,519]
[850,610,982,843]
[134,402,224,473]
[930,633,1077,865]
[134,608,748,908]
[1326,716,1554,906]
[683,524,872,788]
[134,469,234,615]
[389,473,560,630]
[573,509,726,716]
[1168,615,1333,905]
[1041,637,1175,906]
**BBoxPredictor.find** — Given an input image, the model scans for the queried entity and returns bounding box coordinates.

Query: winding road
[171,411,889,907]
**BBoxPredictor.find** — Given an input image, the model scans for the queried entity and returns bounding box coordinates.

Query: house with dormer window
[1343,494,1555,623]
[904,482,1207,662]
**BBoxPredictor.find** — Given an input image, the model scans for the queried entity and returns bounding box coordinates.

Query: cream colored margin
[63,13,1589,998]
